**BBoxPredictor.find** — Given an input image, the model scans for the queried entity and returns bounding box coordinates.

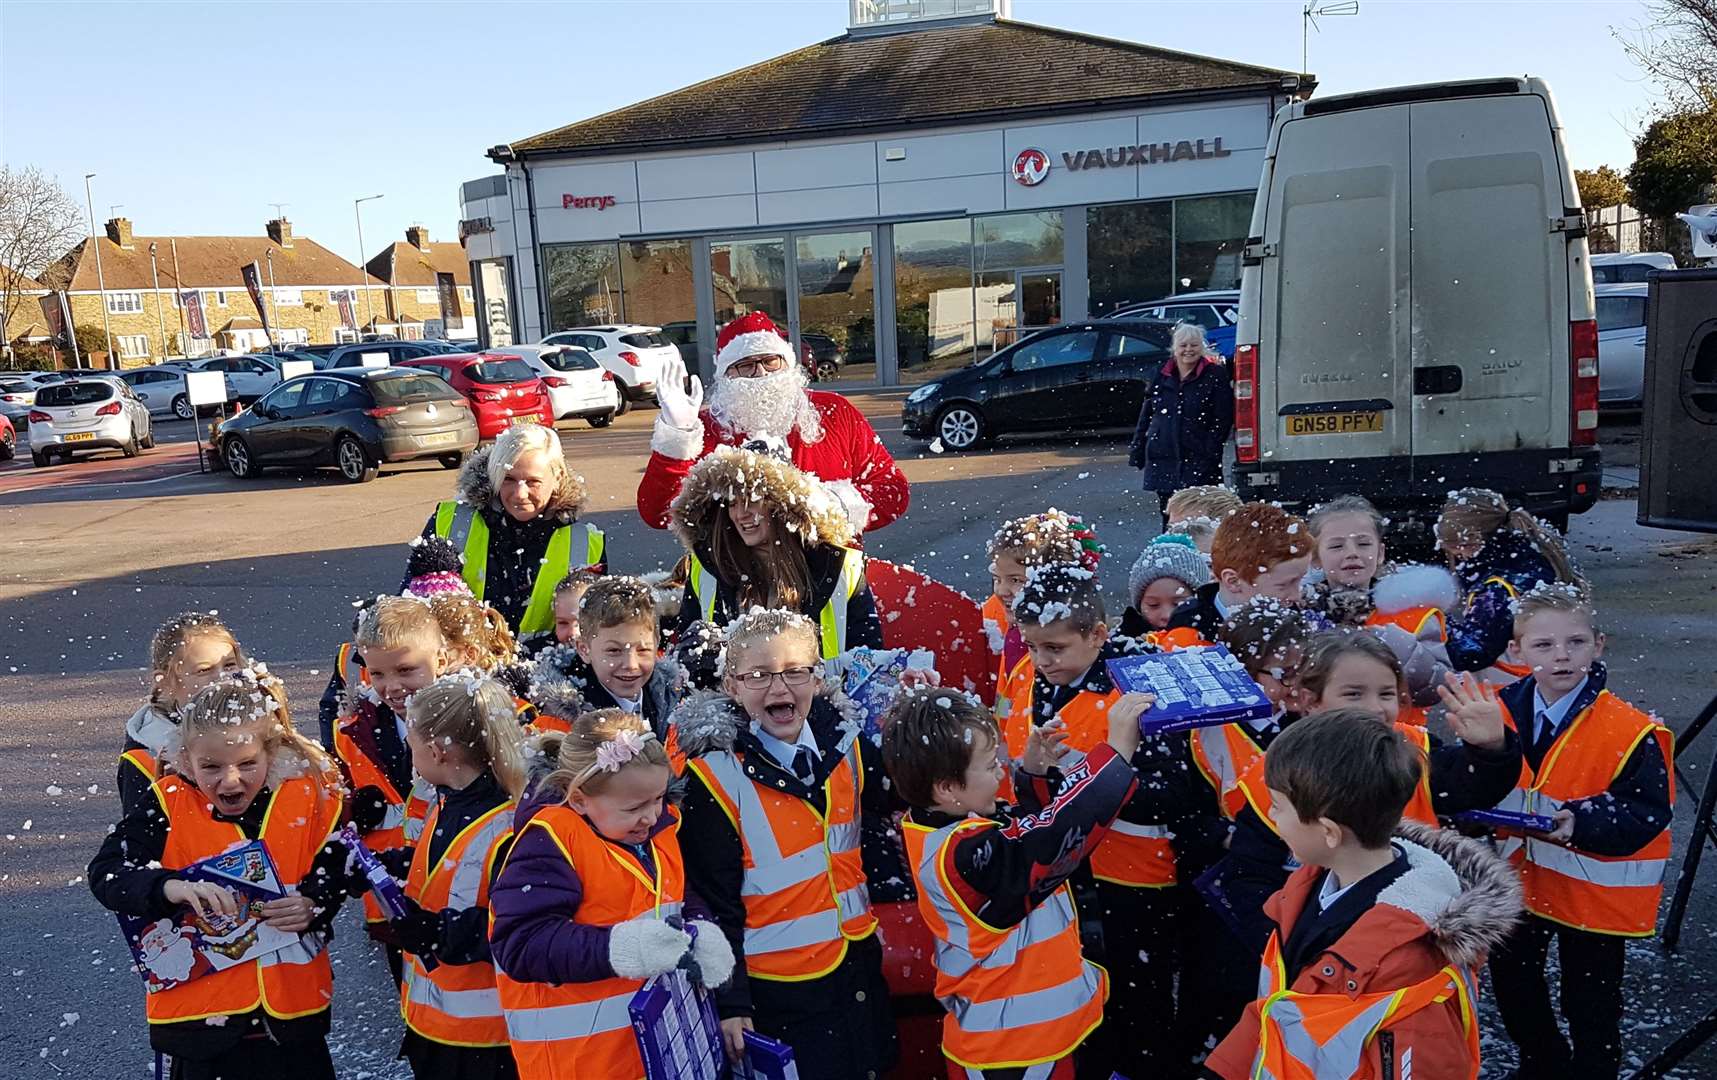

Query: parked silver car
[118,365,198,419]
[0,373,52,426]
[1595,283,1647,409]
[27,377,154,467]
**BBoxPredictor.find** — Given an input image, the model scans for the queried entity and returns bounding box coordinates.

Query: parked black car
[320,340,450,369]
[802,332,844,381]
[217,368,479,483]
[900,320,1177,450]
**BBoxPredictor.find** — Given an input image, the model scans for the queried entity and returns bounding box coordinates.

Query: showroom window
[620,240,696,350]
[893,217,975,384]
[544,242,623,330]
[1172,193,1252,293]
[1087,202,1174,315]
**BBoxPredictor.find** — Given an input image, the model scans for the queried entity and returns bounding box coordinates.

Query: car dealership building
[460,0,1311,385]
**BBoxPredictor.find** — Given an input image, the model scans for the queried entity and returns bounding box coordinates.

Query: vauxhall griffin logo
[1011,147,1051,187]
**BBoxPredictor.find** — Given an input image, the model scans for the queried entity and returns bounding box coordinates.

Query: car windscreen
[465,359,536,384]
[37,382,115,406]
[540,348,599,372]
[371,374,462,403]
[0,380,31,393]
[619,331,669,349]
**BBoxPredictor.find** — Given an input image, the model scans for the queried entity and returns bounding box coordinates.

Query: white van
[1232,77,1602,530]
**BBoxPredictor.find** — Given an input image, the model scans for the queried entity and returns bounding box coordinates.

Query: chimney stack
[266,218,294,248]
[405,225,430,251]
[105,217,134,249]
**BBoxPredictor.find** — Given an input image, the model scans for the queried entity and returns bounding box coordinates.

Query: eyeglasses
[732,666,818,690]
[729,354,787,379]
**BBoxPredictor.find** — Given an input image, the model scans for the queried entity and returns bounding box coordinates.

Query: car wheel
[172,395,193,420]
[337,436,378,483]
[120,432,140,458]
[438,452,465,470]
[31,448,53,468]
[613,394,630,417]
[588,411,615,428]
[1545,511,1571,535]
[816,361,838,382]
[935,404,987,451]
[0,428,13,461]
[139,422,155,450]
[223,437,257,479]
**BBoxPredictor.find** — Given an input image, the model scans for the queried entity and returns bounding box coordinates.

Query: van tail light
[94,401,122,416]
[1233,343,1260,463]
[618,351,641,367]
[365,406,405,418]
[27,410,50,424]
[601,370,616,382]
[541,376,568,388]
[1570,319,1599,446]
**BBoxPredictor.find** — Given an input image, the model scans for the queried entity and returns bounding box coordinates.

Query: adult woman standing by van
[1129,323,1235,520]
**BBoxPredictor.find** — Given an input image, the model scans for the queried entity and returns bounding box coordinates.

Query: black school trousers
[169,1035,335,1080]
[1488,912,1628,1080]
[1084,880,1181,1079]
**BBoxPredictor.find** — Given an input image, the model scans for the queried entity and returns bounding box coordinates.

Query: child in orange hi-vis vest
[341,595,454,985]
[389,674,528,1080]
[89,666,353,1080]
[490,708,733,1080]
[883,687,1146,1079]
[981,510,1100,772]
[1475,584,1674,1079]
[1206,711,1523,1080]
[676,609,900,1080]
[119,611,246,817]
[1009,564,1188,1078]
[1167,503,1314,645]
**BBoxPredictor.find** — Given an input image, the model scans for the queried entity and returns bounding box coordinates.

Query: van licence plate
[1285,412,1383,436]
[63,432,96,442]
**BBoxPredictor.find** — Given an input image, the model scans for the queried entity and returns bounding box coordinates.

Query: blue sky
[2,0,1667,267]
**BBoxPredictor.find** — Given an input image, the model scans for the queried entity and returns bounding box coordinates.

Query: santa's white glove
[824,478,873,533]
[608,915,691,979]
[687,920,736,988]
[651,357,705,460]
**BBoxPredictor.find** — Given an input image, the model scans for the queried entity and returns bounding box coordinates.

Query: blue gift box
[1455,808,1558,833]
[736,1029,800,1079]
[629,967,726,1080]
[1104,645,1273,733]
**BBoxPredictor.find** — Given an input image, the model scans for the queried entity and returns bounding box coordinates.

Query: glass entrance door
[794,230,876,385]
[710,237,788,328]
[1019,270,1062,329]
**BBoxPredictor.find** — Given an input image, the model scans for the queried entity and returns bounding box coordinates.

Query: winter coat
[1368,565,1460,707]
[639,389,909,534]
[1167,581,1225,642]
[672,691,895,1019]
[410,771,515,967]
[411,444,595,631]
[1206,822,1522,1080]
[1129,357,1235,494]
[526,643,684,742]
[118,704,179,817]
[1446,531,1559,672]
[668,444,884,648]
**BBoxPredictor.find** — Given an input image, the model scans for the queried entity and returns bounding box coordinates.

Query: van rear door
[1257,103,1415,478]
[1406,93,1566,458]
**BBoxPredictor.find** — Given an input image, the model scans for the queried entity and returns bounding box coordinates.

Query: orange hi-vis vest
[120,745,159,793]
[336,641,370,689]
[1249,926,1479,1080]
[401,797,515,1048]
[1240,722,1437,834]
[1190,723,1269,820]
[335,715,410,924]
[1365,605,1447,728]
[902,817,1106,1069]
[403,776,435,845]
[1495,691,1673,936]
[1147,626,1207,651]
[1048,685,1176,888]
[146,773,342,1026]
[494,804,685,1080]
[686,730,876,981]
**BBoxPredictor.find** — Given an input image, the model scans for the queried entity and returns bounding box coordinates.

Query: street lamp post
[83,173,115,367]
[264,249,280,353]
[170,239,187,355]
[354,194,384,336]
[149,242,169,360]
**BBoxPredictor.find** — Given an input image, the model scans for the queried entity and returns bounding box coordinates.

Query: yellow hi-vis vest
[687,547,864,659]
[433,500,604,635]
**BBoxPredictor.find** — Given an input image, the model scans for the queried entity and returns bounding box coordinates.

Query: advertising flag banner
[39,293,66,340]
[332,289,357,330]
[240,261,272,333]
[436,271,462,328]
[183,291,209,339]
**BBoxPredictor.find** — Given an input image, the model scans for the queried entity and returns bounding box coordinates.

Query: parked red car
[0,412,15,461]
[397,354,554,440]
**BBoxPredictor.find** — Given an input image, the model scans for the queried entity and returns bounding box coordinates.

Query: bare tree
[0,165,84,346]
[1617,0,1717,113]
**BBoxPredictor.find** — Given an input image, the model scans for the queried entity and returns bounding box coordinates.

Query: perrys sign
[563,194,617,211]
[1011,136,1235,185]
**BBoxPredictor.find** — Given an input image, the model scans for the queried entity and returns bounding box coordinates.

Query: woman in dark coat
[1129,323,1236,519]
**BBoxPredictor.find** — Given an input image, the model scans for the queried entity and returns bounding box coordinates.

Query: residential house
[1,267,53,359]
[364,226,475,340]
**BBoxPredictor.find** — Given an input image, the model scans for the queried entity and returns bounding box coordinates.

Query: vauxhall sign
[1010,136,1234,185]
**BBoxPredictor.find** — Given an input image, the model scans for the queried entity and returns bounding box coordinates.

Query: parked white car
[539,325,677,404]
[118,365,198,419]
[1595,283,1647,408]
[0,373,53,425]
[1590,252,1677,284]
[489,344,623,427]
[181,354,281,402]
[27,377,154,467]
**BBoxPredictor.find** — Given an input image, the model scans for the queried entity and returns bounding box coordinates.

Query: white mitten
[608,915,691,979]
[687,920,736,988]
[824,478,873,533]
[650,357,706,460]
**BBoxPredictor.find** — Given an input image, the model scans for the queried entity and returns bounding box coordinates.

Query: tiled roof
[3,267,47,291]
[508,18,1304,157]
[365,242,474,287]
[39,234,380,292]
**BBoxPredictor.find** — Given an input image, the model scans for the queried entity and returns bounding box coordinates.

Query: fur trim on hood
[669,445,854,553]
[126,703,180,756]
[1374,564,1460,616]
[641,569,685,621]
[671,690,747,758]
[1383,822,1523,970]
[453,444,587,525]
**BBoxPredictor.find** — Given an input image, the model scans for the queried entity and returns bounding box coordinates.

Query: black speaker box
[1639,269,1717,534]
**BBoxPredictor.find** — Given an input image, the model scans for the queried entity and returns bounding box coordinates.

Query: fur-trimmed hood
[1374,564,1460,617]
[125,703,180,756]
[453,443,587,525]
[1379,822,1523,969]
[668,444,854,553]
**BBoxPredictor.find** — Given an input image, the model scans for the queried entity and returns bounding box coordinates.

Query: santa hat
[715,312,793,375]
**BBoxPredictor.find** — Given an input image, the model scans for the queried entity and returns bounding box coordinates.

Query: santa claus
[637,311,910,535]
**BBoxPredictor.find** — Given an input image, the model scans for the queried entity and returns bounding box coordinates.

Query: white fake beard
[707,364,822,443]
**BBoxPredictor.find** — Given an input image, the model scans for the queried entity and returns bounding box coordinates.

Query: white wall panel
[756,141,877,192]
[636,152,754,200]
[875,129,1002,182]
[639,194,759,234]
[878,174,1005,217]
[759,185,879,225]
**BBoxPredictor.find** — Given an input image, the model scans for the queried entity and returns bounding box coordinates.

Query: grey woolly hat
[1128,534,1213,605]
